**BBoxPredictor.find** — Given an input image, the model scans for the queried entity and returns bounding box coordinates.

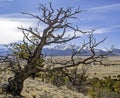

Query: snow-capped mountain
[111,48,120,56]
[0,45,10,56]
[0,44,120,56]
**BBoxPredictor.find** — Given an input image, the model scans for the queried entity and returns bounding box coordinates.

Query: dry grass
[46,56,120,78]
[86,56,120,78]
[0,56,120,98]
[21,78,89,98]
[86,65,120,78]
[0,63,88,98]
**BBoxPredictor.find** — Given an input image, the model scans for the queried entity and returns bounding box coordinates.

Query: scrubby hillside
[0,67,88,98]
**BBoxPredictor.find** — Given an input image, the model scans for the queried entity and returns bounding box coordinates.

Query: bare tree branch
[0,3,112,96]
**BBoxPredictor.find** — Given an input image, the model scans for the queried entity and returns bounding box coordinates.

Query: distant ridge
[0,45,10,56]
[0,44,120,56]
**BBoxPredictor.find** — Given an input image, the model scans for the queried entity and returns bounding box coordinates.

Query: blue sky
[0,0,120,49]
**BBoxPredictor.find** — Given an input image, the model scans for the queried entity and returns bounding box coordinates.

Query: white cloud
[63,29,103,38]
[88,3,120,13]
[0,0,14,1]
[80,3,120,21]
[0,13,24,18]
[94,25,120,34]
[66,25,120,35]
[0,15,119,45]
[0,17,34,44]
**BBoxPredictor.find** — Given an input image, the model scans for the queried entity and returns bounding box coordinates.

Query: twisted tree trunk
[5,68,36,96]
[5,73,25,96]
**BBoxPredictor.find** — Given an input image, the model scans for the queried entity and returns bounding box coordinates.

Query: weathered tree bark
[5,68,37,96]
[6,73,25,96]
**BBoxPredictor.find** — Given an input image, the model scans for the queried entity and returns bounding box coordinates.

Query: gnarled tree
[0,3,111,97]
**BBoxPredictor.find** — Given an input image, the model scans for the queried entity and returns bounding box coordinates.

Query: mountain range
[0,44,120,56]
[0,45,10,56]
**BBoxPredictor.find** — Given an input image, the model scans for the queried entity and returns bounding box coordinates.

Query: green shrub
[87,76,120,98]
[88,88,120,98]
[113,81,120,93]
[36,68,88,93]
[36,68,120,98]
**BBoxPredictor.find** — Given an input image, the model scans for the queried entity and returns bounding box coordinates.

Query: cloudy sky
[0,0,120,49]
